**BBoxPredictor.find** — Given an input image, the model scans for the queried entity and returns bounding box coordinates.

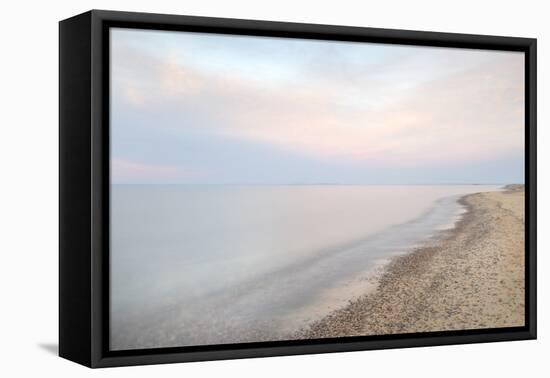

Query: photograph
[108,27,526,351]
[1,0,546,375]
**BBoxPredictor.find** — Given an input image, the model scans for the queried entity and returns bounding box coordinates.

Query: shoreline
[296,187,525,339]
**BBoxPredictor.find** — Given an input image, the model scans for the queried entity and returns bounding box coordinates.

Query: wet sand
[297,187,525,338]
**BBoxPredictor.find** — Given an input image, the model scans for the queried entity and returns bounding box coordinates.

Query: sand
[297,187,525,338]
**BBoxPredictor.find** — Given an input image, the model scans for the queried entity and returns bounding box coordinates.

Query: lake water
[110,185,500,350]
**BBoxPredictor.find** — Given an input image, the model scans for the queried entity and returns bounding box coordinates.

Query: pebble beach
[298,186,525,338]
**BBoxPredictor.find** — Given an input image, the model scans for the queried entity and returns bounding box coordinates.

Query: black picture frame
[59,9,537,368]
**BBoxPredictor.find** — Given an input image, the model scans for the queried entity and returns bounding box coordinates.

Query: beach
[110,185,522,349]
[298,186,525,338]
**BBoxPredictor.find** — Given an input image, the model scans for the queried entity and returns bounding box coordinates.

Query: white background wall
[0,0,546,376]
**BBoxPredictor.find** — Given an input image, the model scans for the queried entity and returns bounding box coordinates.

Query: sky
[110,28,525,185]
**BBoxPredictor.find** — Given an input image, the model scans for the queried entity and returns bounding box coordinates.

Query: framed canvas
[59,10,537,368]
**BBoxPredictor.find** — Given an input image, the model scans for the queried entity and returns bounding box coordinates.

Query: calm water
[110,185,499,350]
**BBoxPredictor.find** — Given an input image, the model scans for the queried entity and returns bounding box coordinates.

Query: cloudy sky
[110,28,525,185]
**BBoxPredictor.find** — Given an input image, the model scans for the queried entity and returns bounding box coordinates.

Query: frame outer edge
[59,11,94,368]
[528,38,537,339]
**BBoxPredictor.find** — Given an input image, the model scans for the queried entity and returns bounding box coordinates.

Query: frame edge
[59,11,94,368]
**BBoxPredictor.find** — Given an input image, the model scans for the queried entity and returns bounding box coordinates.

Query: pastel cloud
[112,159,203,183]
[110,28,525,184]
